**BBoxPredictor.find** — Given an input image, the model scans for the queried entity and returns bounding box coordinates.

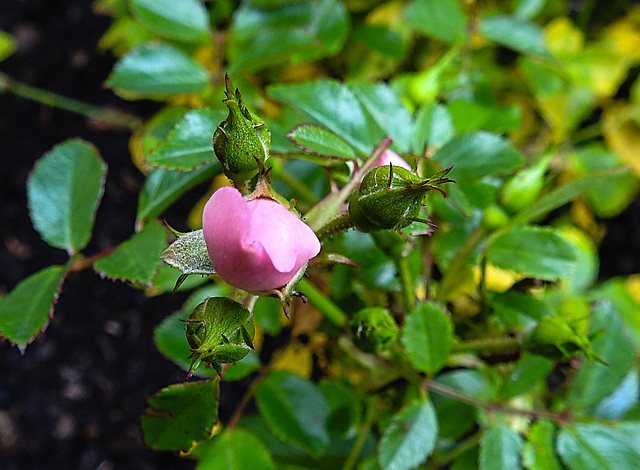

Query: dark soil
[1,2,639,470]
[0,1,196,469]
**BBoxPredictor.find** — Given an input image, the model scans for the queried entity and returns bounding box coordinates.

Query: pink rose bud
[202,186,321,292]
[374,149,412,171]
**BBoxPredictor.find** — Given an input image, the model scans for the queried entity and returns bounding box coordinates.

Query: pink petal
[375,149,412,171]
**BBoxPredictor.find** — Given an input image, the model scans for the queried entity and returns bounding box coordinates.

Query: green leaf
[480,424,524,470]
[147,108,226,170]
[403,0,467,44]
[522,420,563,470]
[511,168,632,226]
[0,30,16,62]
[487,225,578,281]
[137,164,218,222]
[107,43,209,99]
[514,0,547,20]
[447,99,521,135]
[566,302,636,414]
[93,220,167,285]
[222,351,261,381]
[378,399,438,470]
[401,302,452,374]
[196,428,275,470]
[433,370,494,440]
[229,0,349,73]
[491,290,551,328]
[0,265,67,350]
[269,79,383,155]
[349,81,414,153]
[572,144,639,218]
[592,278,640,351]
[255,370,330,457]
[593,369,639,420]
[141,378,219,452]
[432,132,525,183]
[500,353,554,399]
[352,25,405,59]
[287,125,357,161]
[480,15,549,57]
[129,0,209,42]
[557,423,640,470]
[412,103,455,153]
[27,139,107,253]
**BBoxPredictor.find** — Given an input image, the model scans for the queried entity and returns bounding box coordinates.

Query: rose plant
[2,1,640,469]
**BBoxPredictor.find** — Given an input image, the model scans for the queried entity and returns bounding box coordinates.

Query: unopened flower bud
[185,296,255,377]
[202,186,320,293]
[348,165,453,232]
[212,74,270,182]
[350,307,399,354]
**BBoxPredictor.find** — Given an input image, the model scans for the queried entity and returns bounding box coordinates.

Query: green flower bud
[212,74,270,182]
[350,307,399,354]
[523,315,605,364]
[500,154,551,213]
[185,296,255,378]
[348,165,453,232]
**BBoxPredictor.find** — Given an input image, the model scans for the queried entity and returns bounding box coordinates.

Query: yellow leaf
[602,15,640,61]
[603,102,640,176]
[271,343,312,378]
[474,264,524,293]
[544,17,584,56]
[625,274,640,306]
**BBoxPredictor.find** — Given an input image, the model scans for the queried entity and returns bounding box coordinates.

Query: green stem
[396,254,415,313]
[342,399,377,470]
[269,158,318,206]
[451,336,521,354]
[315,212,353,242]
[297,278,347,326]
[305,137,392,232]
[0,72,143,131]
[437,226,487,303]
[422,379,569,423]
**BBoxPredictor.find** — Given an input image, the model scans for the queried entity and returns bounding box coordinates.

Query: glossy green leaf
[500,353,554,399]
[412,103,455,153]
[487,225,578,281]
[522,420,563,470]
[196,428,275,470]
[447,99,521,135]
[401,302,452,374]
[433,370,493,440]
[141,378,219,452]
[107,43,209,98]
[378,399,438,470]
[592,278,640,351]
[93,220,167,285]
[432,132,525,183]
[287,125,357,161]
[129,0,209,42]
[137,164,218,222]
[566,302,636,414]
[480,424,524,470]
[593,369,639,420]
[147,108,226,170]
[480,15,549,57]
[572,144,639,218]
[352,25,405,59]
[269,80,383,155]
[557,423,640,470]
[0,30,16,62]
[403,0,467,44]
[27,139,106,253]
[255,371,330,457]
[229,0,349,73]
[491,290,551,328]
[349,81,414,153]
[0,265,66,350]
[511,168,632,226]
